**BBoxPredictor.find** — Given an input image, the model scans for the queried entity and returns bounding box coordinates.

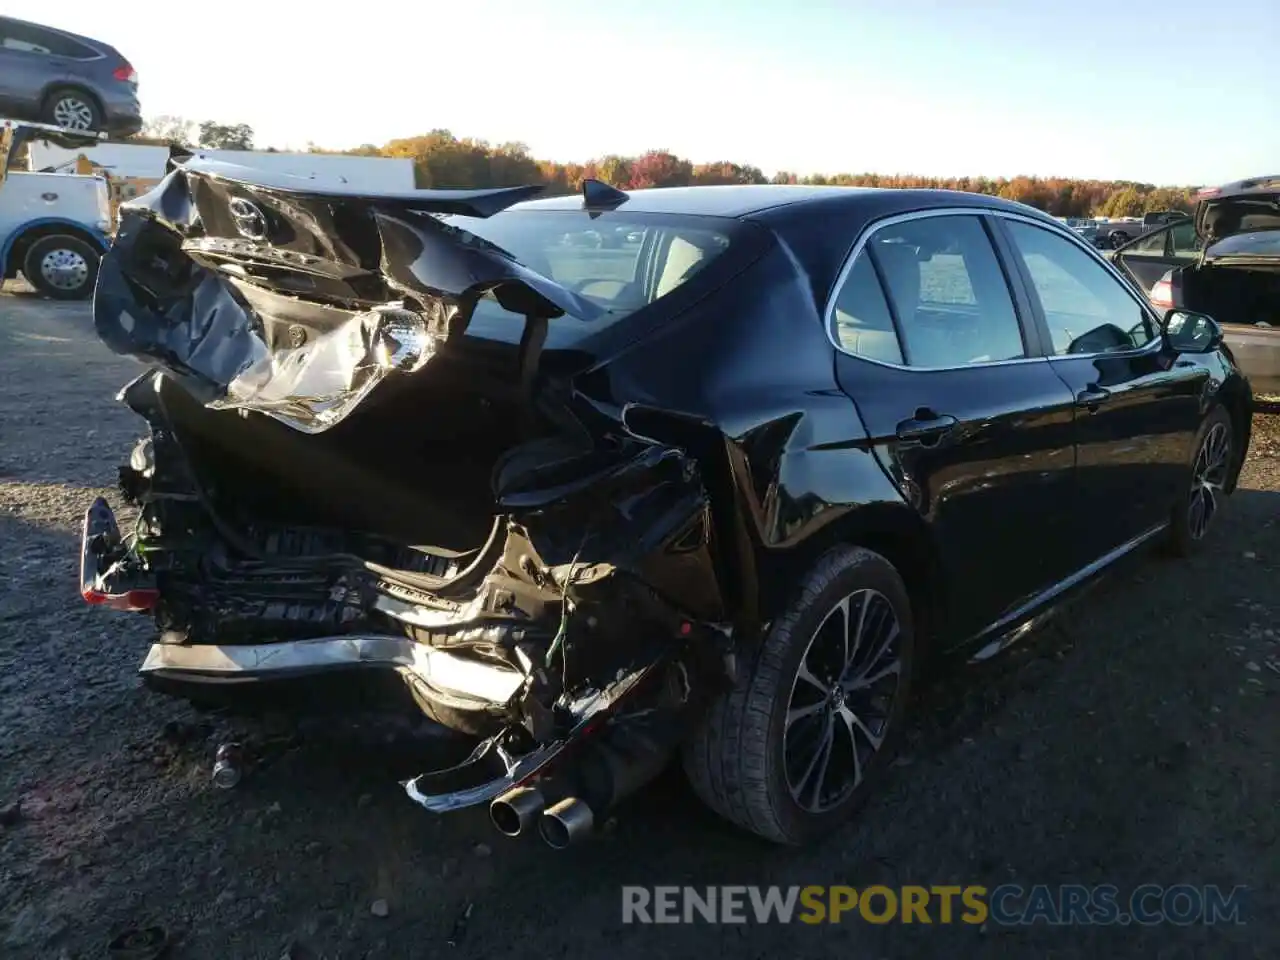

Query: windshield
[439,209,739,348]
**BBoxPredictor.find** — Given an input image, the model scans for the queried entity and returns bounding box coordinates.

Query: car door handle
[895,411,958,445]
[1076,386,1111,408]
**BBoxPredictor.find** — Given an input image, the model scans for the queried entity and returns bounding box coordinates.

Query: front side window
[867,215,1025,367]
[1004,221,1156,355]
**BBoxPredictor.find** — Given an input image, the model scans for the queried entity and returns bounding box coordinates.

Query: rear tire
[23,235,100,301]
[1166,404,1234,557]
[683,546,915,845]
[42,87,103,132]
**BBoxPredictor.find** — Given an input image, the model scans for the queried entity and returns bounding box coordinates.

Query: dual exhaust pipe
[489,786,595,849]
[488,729,673,848]
[489,713,679,848]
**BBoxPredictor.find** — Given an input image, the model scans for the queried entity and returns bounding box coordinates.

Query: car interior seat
[832,255,906,364]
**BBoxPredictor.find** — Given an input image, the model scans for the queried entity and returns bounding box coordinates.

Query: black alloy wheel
[683,546,916,844]
[1168,405,1234,556]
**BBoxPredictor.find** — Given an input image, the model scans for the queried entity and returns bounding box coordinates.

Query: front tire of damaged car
[683,546,915,845]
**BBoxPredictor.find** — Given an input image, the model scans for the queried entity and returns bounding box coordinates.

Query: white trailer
[27,141,415,192]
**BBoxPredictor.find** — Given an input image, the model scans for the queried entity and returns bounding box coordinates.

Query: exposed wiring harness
[544,530,590,676]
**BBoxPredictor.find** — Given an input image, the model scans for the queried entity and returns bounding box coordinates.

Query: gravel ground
[1,287,1277,959]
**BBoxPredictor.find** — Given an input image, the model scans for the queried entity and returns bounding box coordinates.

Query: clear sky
[9,0,1277,185]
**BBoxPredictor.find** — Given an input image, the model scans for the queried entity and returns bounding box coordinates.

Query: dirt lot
[1,288,1277,959]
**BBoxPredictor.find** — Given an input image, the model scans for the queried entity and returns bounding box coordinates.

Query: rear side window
[831,214,1025,368]
[0,20,96,58]
[831,252,904,365]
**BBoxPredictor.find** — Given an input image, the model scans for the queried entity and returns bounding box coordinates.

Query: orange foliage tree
[301,128,1203,216]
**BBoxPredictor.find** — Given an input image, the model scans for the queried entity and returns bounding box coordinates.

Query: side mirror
[1161,309,1223,353]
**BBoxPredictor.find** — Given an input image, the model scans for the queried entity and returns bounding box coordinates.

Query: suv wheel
[683,546,915,844]
[23,235,101,301]
[43,88,102,132]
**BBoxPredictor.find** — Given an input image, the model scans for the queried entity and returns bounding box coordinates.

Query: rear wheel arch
[763,505,947,658]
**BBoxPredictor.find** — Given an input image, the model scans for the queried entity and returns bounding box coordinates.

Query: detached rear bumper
[139,635,524,706]
[140,636,683,816]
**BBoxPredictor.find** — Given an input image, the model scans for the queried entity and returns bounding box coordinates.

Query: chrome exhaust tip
[489,786,546,837]
[537,797,595,849]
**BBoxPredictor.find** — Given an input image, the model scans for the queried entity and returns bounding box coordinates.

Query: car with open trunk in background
[1112,176,1280,397]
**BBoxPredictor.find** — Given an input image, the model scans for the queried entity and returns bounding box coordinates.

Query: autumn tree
[197,121,254,150]
[595,155,632,188]
[129,118,1200,217]
[1098,186,1145,218]
[486,142,542,187]
[692,161,767,185]
[626,150,693,189]
[135,114,194,147]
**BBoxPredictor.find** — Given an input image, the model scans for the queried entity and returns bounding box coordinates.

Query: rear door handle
[895,411,958,445]
[1076,387,1111,408]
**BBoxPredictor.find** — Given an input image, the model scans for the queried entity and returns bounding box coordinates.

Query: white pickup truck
[1,119,113,299]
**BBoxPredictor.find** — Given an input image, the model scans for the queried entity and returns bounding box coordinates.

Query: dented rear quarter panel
[577,233,919,627]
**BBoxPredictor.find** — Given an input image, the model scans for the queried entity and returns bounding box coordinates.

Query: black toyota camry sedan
[81,165,1252,847]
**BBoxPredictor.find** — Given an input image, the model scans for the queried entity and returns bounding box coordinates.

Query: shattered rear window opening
[438,210,735,347]
[97,163,750,434]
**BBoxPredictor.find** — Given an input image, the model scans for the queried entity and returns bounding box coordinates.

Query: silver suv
[0,16,141,136]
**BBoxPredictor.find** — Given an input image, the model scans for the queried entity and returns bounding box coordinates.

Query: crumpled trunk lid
[94,159,603,433]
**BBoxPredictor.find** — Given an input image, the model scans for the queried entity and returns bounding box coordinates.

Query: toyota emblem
[228,197,268,241]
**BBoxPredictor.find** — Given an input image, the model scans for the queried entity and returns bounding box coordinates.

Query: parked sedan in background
[81,173,1251,847]
[1112,176,1280,396]
[0,16,140,135]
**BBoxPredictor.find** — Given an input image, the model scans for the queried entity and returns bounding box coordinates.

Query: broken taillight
[81,586,158,612]
[113,63,138,84]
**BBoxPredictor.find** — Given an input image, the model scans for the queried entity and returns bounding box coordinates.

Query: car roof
[512,183,1047,221]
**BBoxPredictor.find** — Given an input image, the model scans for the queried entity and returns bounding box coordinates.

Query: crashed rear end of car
[82,160,751,846]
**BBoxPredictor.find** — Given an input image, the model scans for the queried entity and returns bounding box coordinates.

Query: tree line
[135,118,1198,219]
